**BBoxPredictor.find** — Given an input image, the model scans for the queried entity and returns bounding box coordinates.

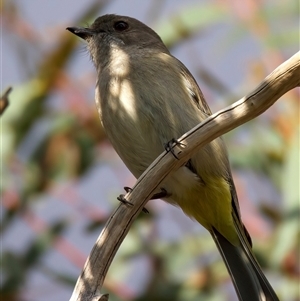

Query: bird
[67,14,279,301]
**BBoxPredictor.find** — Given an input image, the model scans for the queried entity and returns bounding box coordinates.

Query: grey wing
[179,61,250,243]
[179,64,212,116]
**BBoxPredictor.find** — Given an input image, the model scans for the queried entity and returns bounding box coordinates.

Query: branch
[0,87,13,115]
[70,52,300,301]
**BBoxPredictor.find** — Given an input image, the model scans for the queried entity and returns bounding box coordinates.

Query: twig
[0,87,13,115]
[69,52,300,301]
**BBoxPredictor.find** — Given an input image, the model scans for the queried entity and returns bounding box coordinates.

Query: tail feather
[232,217,279,301]
[211,227,279,301]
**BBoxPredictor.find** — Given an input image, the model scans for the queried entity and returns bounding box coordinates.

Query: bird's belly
[98,82,237,243]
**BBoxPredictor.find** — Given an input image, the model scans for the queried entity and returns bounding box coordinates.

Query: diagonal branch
[70,51,300,301]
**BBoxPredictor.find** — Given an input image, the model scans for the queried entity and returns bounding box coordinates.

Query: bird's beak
[66,27,95,40]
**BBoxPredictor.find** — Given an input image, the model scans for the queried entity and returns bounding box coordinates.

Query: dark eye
[113,21,129,31]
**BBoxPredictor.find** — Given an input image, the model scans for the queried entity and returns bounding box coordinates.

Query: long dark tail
[211,224,279,301]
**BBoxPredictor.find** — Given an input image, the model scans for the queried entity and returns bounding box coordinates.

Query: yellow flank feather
[174,176,239,246]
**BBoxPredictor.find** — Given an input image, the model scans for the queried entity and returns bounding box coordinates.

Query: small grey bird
[67,14,279,301]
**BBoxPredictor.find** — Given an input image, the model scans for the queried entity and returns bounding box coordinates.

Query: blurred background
[1,0,299,300]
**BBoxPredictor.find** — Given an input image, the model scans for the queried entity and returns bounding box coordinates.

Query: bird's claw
[117,194,134,207]
[164,138,184,159]
[119,187,149,213]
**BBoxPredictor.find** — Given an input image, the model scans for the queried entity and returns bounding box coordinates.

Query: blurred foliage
[1,0,299,301]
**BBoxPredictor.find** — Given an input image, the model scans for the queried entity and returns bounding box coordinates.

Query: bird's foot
[118,187,149,213]
[164,138,184,159]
